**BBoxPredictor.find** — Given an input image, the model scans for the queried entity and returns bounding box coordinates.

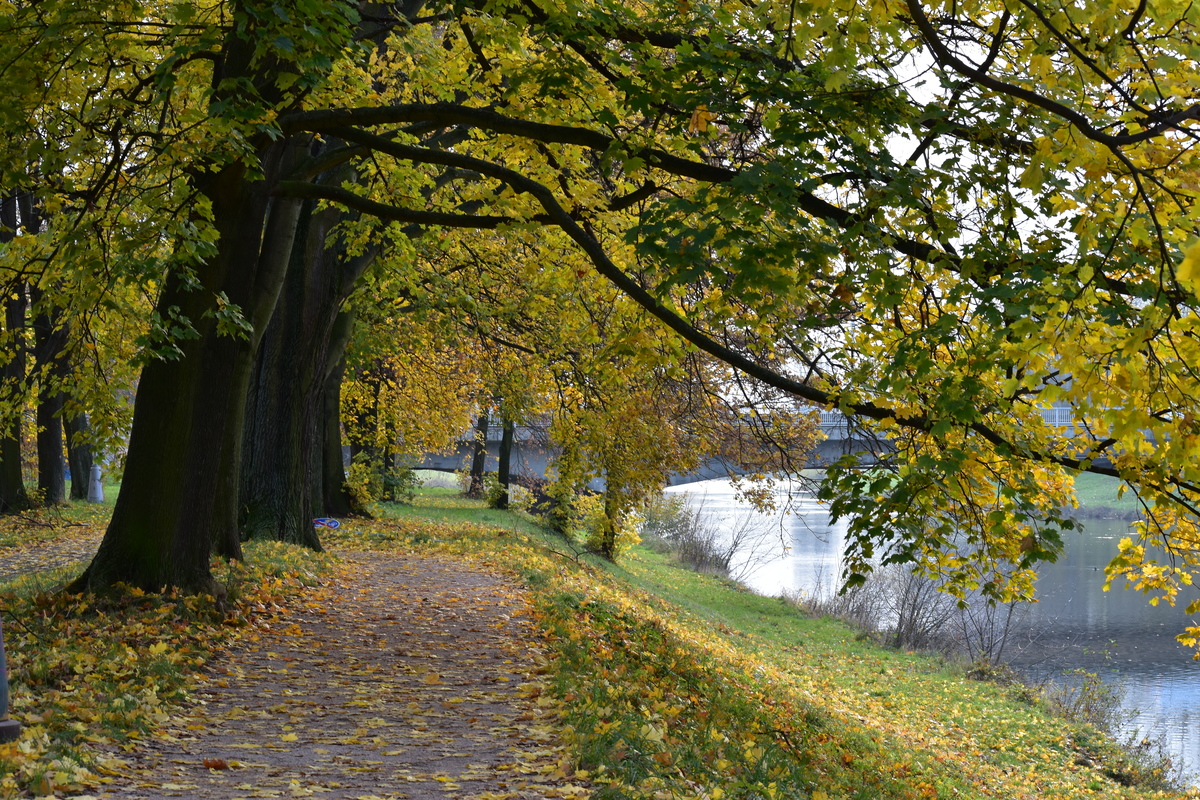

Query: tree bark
[317,312,355,517]
[65,412,93,501]
[34,389,65,505]
[467,409,489,498]
[0,196,28,513]
[496,417,514,509]
[239,185,375,549]
[70,132,306,594]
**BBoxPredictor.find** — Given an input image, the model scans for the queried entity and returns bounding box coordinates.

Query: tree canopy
[2,0,1200,646]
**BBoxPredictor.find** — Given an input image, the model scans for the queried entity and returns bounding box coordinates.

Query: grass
[372,491,550,536]
[0,482,1190,798]
[1072,473,1141,519]
[352,489,1191,799]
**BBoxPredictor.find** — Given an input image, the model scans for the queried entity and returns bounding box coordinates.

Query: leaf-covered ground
[91,552,586,800]
[0,518,104,583]
[0,494,1195,800]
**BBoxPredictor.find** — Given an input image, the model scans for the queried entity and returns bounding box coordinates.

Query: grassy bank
[0,486,1190,798]
[341,491,1190,799]
[1072,473,1141,520]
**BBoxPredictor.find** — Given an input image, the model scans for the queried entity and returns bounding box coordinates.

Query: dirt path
[0,526,103,583]
[93,552,588,800]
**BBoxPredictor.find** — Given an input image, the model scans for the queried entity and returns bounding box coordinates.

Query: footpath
[98,552,587,800]
[0,524,104,583]
[0,535,589,800]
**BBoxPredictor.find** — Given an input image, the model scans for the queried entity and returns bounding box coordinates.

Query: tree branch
[280,103,736,183]
[273,181,512,229]
[906,0,1200,147]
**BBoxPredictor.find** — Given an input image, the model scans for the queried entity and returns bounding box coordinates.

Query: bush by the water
[637,493,779,580]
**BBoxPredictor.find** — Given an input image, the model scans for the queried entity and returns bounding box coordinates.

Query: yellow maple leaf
[688,105,717,134]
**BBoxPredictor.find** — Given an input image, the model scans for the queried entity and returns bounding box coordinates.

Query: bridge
[416,407,1084,487]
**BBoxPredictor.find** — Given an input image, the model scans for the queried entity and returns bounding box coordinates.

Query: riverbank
[364,490,1192,798]
[0,489,1192,798]
[1071,473,1142,521]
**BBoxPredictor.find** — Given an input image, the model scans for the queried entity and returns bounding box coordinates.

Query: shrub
[577,492,641,558]
[345,456,420,508]
[483,474,535,511]
[637,493,778,579]
[345,458,381,509]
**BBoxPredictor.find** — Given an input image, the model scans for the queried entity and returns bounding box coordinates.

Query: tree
[3,0,1200,656]
[238,172,380,550]
[277,0,1200,634]
[0,197,29,512]
[65,410,94,502]
[8,0,367,594]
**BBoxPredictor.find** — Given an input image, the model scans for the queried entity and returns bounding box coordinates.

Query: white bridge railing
[816,407,1075,430]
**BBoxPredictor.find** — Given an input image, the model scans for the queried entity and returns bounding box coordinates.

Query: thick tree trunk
[496,418,514,509]
[70,136,305,594]
[0,197,28,513]
[239,176,377,547]
[467,409,489,498]
[65,412,93,501]
[242,202,329,550]
[31,287,68,506]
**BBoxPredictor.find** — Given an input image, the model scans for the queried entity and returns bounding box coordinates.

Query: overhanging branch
[273,180,512,229]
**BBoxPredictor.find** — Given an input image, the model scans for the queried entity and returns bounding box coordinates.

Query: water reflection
[666,479,1200,782]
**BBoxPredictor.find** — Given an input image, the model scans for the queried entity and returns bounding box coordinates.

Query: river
[665,478,1200,783]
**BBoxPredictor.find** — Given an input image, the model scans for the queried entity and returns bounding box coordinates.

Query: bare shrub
[638,493,779,580]
[784,565,887,631]
[955,594,1027,666]
[878,566,960,652]
[784,561,1027,663]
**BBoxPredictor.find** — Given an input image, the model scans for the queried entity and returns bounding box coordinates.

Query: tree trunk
[467,409,490,498]
[0,197,28,513]
[0,311,27,510]
[65,412,93,501]
[31,286,67,506]
[496,418,514,509]
[34,390,65,505]
[240,186,374,548]
[240,216,322,551]
[317,312,355,518]
[70,134,305,594]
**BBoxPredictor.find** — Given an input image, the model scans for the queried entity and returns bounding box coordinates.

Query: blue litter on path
[313,518,341,529]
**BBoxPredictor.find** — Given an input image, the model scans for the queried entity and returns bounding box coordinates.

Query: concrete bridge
[416,408,1085,486]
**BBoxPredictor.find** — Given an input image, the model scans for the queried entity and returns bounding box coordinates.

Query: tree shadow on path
[97,552,589,800]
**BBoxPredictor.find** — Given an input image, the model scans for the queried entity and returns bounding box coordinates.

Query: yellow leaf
[688,105,717,134]
[1178,240,1200,293]
[280,733,298,742]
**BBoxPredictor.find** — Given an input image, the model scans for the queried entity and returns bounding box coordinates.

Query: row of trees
[1,0,1199,646]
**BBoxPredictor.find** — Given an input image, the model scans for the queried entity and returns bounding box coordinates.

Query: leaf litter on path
[93,552,590,800]
[0,523,104,584]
